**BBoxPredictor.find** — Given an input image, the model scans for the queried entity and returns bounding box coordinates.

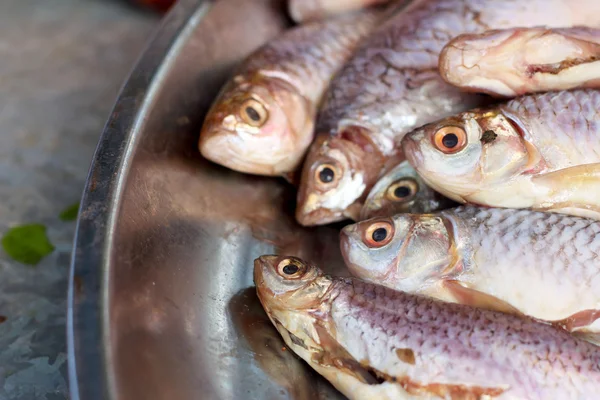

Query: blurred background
[0,1,172,398]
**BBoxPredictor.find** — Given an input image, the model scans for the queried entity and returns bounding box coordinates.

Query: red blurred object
[133,0,176,13]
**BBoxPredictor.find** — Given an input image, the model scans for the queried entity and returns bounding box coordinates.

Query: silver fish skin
[318,0,600,153]
[288,0,391,23]
[296,0,600,226]
[440,26,600,97]
[199,11,379,177]
[359,160,455,220]
[255,255,600,400]
[403,89,600,220]
[341,206,600,336]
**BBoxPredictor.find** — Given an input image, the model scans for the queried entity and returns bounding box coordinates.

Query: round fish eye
[277,258,306,279]
[314,163,340,189]
[363,220,395,248]
[386,179,419,203]
[240,99,268,127]
[433,126,467,154]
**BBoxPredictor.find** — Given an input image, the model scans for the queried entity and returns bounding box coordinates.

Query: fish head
[254,255,333,353]
[199,75,313,176]
[359,160,452,219]
[254,255,332,313]
[340,214,454,292]
[296,130,382,226]
[402,111,529,203]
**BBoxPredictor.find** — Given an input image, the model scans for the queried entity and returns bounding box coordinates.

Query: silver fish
[255,255,600,399]
[360,160,455,220]
[296,0,600,226]
[288,0,391,23]
[199,11,379,177]
[440,26,600,97]
[403,89,600,220]
[341,206,600,339]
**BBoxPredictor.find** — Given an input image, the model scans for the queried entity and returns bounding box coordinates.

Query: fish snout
[199,133,230,165]
[401,134,424,169]
[340,222,360,244]
[295,200,346,226]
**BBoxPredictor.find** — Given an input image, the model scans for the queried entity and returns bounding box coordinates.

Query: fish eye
[314,163,340,189]
[433,126,467,154]
[386,179,418,203]
[277,258,307,279]
[240,98,268,127]
[363,220,395,248]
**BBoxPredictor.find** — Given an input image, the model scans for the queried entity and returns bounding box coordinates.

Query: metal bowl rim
[67,2,210,399]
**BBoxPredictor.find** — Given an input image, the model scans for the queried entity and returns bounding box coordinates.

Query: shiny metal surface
[68,1,348,399]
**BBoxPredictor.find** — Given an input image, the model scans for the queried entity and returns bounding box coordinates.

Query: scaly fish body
[360,160,455,219]
[440,26,600,97]
[296,0,600,225]
[200,11,379,177]
[341,206,600,337]
[403,89,600,219]
[255,255,600,399]
[288,0,391,23]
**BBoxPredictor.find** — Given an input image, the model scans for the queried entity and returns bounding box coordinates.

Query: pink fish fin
[442,280,524,316]
[552,309,600,332]
[311,322,379,385]
[531,163,600,219]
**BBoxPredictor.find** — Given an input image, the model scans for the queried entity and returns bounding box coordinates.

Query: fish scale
[341,206,600,335]
[256,255,600,398]
[329,279,600,398]
[319,0,600,140]
[199,9,380,177]
[297,0,600,226]
[244,11,380,102]
[504,90,600,167]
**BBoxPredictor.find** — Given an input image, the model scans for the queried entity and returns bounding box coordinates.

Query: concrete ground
[0,1,157,398]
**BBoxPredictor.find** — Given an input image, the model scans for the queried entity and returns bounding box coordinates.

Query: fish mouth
[254,255,279,307]
[296,198,363,227]
[339,224,366,275]
[200,133,278,176]
[296,207,346,227]
[401,135,423,169]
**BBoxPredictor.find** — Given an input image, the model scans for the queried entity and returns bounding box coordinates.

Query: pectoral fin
[312,323,379,385]
[532,163,600,219]
[552,309,600,332]
[442,280,524,316]
[553,310,600,345]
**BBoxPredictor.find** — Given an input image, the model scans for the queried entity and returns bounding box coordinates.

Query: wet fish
[288,0,391,23]
[296,0,600,226]
[440,26,600,97]
[341,206,600,338]
[359,160,455,220]
[403,89,600,220]
[255,255,600,399]
[199,11,379,177]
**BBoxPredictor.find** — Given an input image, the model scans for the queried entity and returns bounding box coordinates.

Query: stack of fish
[200,0,600,398]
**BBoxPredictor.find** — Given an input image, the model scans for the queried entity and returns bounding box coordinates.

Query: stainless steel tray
[68,1,348,399]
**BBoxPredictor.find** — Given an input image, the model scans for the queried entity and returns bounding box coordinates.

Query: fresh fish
[359,160,455,220]
[440,26,600,97]
[403,89,600,220]
[199,11,379,177]
[255,255,600,399]
[288,0,391,23]
[296,0,600,226]
[341,206,600,338]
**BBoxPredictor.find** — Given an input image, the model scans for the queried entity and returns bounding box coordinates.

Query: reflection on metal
[68,0,346,399]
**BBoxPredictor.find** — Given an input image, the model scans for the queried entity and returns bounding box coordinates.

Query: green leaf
[1,224,55,265]
[59,202,79,221]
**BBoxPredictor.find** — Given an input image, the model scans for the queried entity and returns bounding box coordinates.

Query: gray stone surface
[0,1,157,398]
